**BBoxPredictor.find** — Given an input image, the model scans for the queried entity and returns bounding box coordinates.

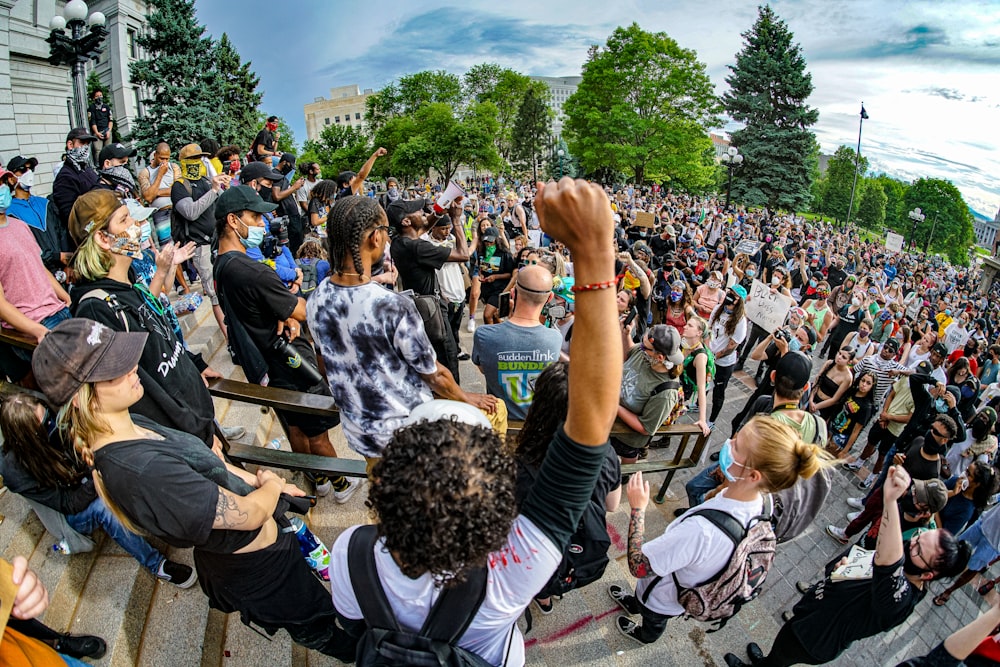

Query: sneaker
[781,610,795,623]
[608,584,641,615]
[467,317,476,333]
[616,616,648,644]
[333,478,362,504]
[54,633,107,660]
[534,597,554,615]
[846,511,861,522]
[220,425,246,440]
[157,559,197,588]
[979,580,997,596]
[723,654,749,667]
[825,525,849,544]
[457,351,471,361]
[844,458,864,471]
[846,496,866,511]
[710,451,720,462]
[306,473,333,497]
[858,474,876,490]
[707,421,715,431]
[673,507,689,518]
[795,580,812,594]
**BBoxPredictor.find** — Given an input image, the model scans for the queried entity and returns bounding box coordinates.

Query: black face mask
[923,430,948,455]
[972,419,991,441]
[901,539,929,577]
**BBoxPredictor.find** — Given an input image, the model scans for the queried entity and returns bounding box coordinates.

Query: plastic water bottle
[52,540,72,555]
[287,517,330,581]
[267,438,283,450]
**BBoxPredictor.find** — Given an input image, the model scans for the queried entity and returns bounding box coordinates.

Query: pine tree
[722,5,819,210]
[128,0,220,155]
[511,84,553,182]
[212,34,262,149]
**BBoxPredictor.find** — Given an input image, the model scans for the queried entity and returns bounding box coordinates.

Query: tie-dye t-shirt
[306,280,437,457]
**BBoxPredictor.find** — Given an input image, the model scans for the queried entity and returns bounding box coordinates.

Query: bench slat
[226,443,368,478]
[208,378,339,417]
[0,328,38,351]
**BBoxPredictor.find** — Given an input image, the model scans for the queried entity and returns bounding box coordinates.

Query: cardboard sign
[745,279,793,333]
[0,559,15,635]
[735,240,762,256]
[633,211,656,228]
[886,232,904,253]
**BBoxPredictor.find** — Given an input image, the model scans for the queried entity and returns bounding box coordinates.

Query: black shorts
[267,340,340,438]
[611,436,648,460]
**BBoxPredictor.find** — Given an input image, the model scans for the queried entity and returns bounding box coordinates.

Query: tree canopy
[817,146,868,223]
[563,23,720,187]
[898,178,975,265]
[722,5,819,210]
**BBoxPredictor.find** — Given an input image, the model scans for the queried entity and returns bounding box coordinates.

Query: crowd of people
[1,110,1000,665]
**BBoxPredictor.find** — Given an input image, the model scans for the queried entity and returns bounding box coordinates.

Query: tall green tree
[128,0,219,155]
[722,5,819,210]
[511,85,553,182]
[365,70,463,132]
[463,64,538,170]
[819,146,868,222]
[563,23,720,185]
[301,124,372,178]
[856,180,887,229]
[900,178,975,265]
[389,102,500,183]
[870,174,908,230]
[212,34,262,149]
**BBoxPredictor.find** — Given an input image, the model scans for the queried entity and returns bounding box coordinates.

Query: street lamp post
[46,0,107,130]
[908,207,925,248]
[721,146,743,208]
[845,103,869,228]
[557,149,565,179]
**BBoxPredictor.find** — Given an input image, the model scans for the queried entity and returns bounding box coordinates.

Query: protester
[51,128,99,234]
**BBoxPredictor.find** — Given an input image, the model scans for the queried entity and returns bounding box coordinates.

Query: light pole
[46,0,107,130]
[721,146,743,208]
[908,207,925,248]
[924,210,939,255]
[557,149,565,179]
[845,103,869,228]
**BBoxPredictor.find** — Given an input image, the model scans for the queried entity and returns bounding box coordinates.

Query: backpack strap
[651,379,682,396]
[347,525,401,632]
[419,566,488,643]
[80,289,130,332]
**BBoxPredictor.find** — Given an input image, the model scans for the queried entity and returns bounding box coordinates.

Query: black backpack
[296,259,319,299]
[348,526,493,667]
[535,499,611,599]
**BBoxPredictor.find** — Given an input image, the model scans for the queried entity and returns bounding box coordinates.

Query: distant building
[710,133,730,161]
[529,75,581,137]
[978,208,1000,253]
[304,85,374,142]
[0,0,150,196]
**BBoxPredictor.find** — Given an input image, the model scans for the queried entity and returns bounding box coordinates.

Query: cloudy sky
[196,0,1000,216]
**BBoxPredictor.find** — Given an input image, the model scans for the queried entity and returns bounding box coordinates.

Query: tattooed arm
[211,471,288,531]
[874,465,909,566]
[626,472,654,578]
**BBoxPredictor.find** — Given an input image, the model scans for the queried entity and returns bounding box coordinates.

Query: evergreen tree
[511,84,553,182]
[212,33,262,149]
[856,180,887,229]
[723,5,819,210]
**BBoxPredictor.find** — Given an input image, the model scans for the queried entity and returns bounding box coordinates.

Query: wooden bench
[208,377,708,501]
[0,328,38,351]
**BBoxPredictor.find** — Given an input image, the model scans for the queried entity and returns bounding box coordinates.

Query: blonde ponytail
[743,416,834,492]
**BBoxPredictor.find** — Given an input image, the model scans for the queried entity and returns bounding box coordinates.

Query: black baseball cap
[6,155,38,173]
[240,161,283,183]
[66,127,99,143]
[774,351,812,391]
[97,142,137,165]
[280,152,296,167]
[386,199,427,229]
[931,342,948,356]
[215,185,277,221]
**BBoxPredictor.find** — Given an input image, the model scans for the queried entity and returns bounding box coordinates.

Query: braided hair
[327,195,385,277]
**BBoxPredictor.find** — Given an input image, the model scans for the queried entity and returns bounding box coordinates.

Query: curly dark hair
[515,361,568,469]
[309,179,339,205]
[326,195,384,278]
[368,419,516,586]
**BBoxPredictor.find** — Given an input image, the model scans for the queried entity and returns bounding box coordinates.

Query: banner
[886,232,904,253]
[735,240,762,256]
[745,279,793,333]
[633,211,656,228]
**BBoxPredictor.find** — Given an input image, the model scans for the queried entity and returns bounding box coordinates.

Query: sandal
[933,593,951,607]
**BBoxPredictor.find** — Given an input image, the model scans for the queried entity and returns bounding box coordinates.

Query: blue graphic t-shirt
[472,321,563,421]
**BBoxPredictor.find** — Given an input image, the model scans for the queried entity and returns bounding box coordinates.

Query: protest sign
[886,232,904,253]
[735,239,762,255]
[745,279,793,333]
[633,211,656,228]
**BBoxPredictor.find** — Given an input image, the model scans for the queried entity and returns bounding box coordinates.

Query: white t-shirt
[637,490,766,616]
[708,307,748,367]
[943,323,970,354]
[330,516,561,667]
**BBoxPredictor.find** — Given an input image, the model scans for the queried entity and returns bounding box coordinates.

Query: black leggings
[710,363,736,422]
[758,623,823,666]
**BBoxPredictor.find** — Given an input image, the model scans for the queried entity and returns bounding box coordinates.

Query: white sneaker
[846,496,866,511]
[825,525,849,544]
[333,478,363,504]
[844,458,864,471]
[846,510,861,522]
[467,317,476,333]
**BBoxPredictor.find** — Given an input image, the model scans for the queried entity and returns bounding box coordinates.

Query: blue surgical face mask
[717,438,748,482]
[0,185,11,212]
[239,219,265,249]
[746,269,756,278]
[138,221,151,244]
[935,398,947,413]
[788,336,802,352]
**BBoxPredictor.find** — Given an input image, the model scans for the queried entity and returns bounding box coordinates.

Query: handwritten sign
[745,279,793,333]
[735,240,762,256]
[633,211,656,228]
[886,232,904,253]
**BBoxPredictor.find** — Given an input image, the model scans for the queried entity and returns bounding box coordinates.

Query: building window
[133,88,143,118]
[127,29,138,59]
[335,116,340,122]
[324,117,330,125]
[355,112,361,120]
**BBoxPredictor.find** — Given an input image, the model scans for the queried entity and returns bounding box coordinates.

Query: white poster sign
[745,279,793,333]
[886,232,904,253]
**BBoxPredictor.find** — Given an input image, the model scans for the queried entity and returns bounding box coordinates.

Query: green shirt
[617,345,679,448]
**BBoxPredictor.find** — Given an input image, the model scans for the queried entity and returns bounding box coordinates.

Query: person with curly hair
[306,179,338,233]
[307,195,497,465]
[327,177,622,666]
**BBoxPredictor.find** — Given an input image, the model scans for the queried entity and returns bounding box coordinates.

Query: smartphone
[498,291,512,319]
[622,307,638,328]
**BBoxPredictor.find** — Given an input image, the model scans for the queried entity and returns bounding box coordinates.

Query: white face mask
[16,169,34,191]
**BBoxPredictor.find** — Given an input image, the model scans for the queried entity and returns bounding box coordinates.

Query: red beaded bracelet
[571,279,616,293]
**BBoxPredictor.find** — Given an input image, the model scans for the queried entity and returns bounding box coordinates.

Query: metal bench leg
[653,470,677,504]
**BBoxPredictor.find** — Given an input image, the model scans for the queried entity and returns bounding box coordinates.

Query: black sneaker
[748,641,767,664]
[534,597,554,614]
[457,352,471,361]
[54,633,107,659]
[608,584,641,615]
[157,559,197,588]
[724,654,749,667]
[616,616,648,644]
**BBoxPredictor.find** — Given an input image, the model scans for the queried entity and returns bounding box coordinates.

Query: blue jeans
[61,655,90,667]
[685,464,721,507]
[40,307,72,329]
[67,498,163,573]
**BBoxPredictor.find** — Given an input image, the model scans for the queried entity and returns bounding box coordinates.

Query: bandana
[180,158,206,181]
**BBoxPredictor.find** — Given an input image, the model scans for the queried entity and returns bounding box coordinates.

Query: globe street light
[46,0,107,130]
[908,207,925,248]
[557,149,565,179]
[721,146,744,208]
